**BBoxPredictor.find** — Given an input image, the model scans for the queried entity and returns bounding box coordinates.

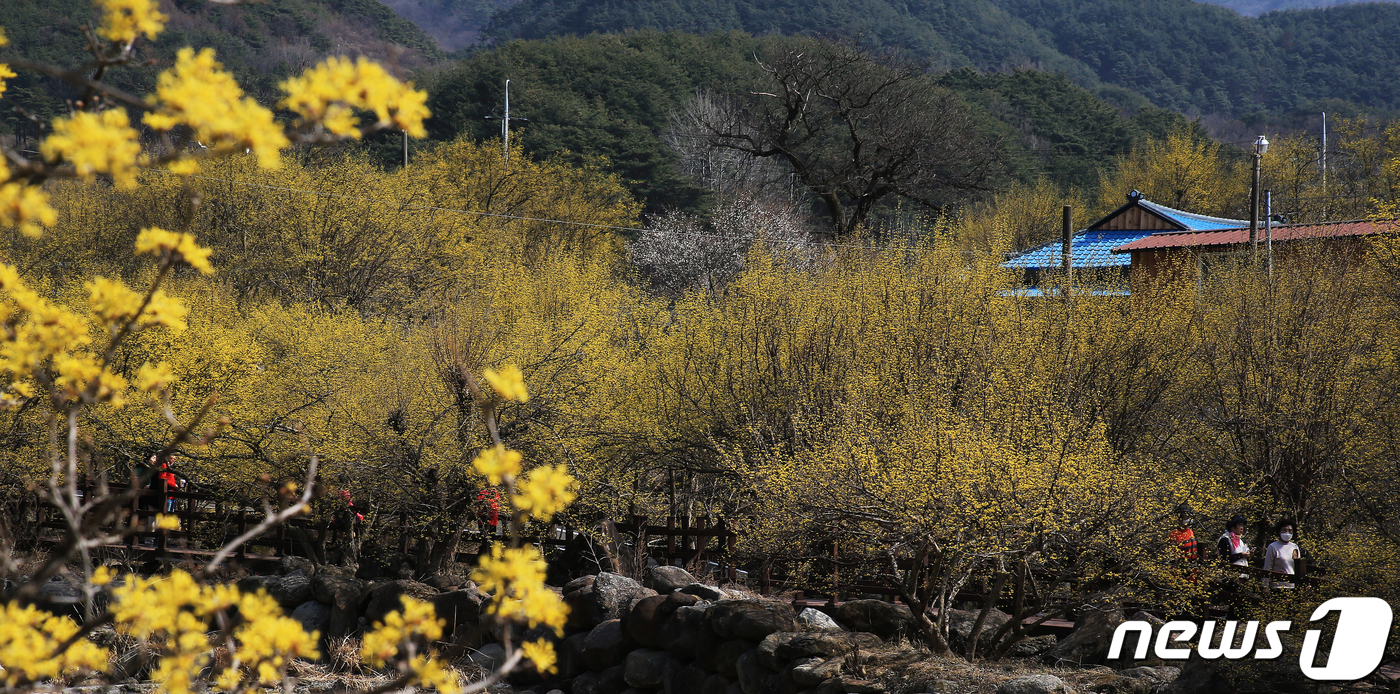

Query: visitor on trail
[1168,503,1201,561]
[1218,515,1252,569]
[156,456,184,513]
[477,488,503,536]
[1262,520,1302,589]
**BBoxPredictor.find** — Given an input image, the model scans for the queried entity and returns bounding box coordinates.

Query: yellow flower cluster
[0,264,139,406]
[521,639,558,675]
[0,602,109,687]
[484,364,529,402]
[86,275,188,334]
[280,56,430,138]
[41,109,143,189]
[359,595,444,666]
[144,48,289,171]
[471,544,568,638]
[96,0,167,44]
[135,227,215,274]
[0,161,57,238]
[514,464,578,522]
[136,361,176,392]
[473,443,522,485]
[0,28,13,98]
[111,570,319,694]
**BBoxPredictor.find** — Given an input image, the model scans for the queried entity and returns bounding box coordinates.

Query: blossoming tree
[0,0,576,691]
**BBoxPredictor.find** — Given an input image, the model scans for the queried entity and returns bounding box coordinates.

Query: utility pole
[1265,190,1273,283]
[484,79,529,167]
[1250,135,1269,265]
[1321,112,1328,220]
[1061,205,1073,296]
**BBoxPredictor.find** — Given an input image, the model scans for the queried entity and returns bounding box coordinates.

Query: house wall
[1129,238,1375,291]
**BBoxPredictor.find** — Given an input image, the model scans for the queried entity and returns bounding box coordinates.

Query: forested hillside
[1203,0,1393,14]
[483,0,1400,116]
[428,32,1194,214]
[0,0,443,136]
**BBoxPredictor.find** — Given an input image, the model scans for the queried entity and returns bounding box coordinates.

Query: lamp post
[1249,134,1269,263]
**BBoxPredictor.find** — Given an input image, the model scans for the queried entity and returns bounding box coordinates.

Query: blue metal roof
[1137,200,1246,231]
[1003,197,1249,270]
[1003,230,1148,269]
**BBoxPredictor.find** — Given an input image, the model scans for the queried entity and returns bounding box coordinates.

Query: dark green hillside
[0,0,444,135]
[427,33,1194,212]
[481,0,1400,116]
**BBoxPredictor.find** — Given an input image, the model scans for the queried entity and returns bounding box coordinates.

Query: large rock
[791,658,842,687]
[276,556,316,578]
[1083,674,1147,694]
[268,572,313,608]
[1005,634,1058,658]
[363,580,439,626]
[797,609,844,631]
[627,594,675,648]
[432,588,486,632]
[767,632,882,661]
[737,649,791,694]
[665,659,710,694]
[707,601,800,640]
[583,619,635,671]
[468,643,506,671]
[291,600,331,636]
[1048,603,1125,667]
[997,674,1074,694]
[310,574,368,640]
[944,608,1013,653]
[557,632,590,679]
[589,572,655,624]
[421,573,473,593]
[713,639,756,676]
[836,676,883,694]
[680,583,728,602]
[702,674,735,694]
[833,601,914,641]
[1119,666,1179,686]
[661,604,710,658]
[647,566,698,593]
[624,648,674,688]
[576,666,629,694]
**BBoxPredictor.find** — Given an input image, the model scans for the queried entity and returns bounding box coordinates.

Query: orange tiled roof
[1112,220,1393,254]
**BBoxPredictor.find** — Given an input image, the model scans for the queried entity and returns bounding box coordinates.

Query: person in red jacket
[477,488,502,536]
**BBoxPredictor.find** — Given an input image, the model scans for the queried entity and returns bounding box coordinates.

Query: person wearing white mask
[1263,520,1302,589]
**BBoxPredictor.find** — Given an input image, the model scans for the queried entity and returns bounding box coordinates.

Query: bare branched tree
[693,39,1001,237]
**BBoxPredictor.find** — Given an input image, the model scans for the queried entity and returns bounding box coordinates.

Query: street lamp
[1249,135,1269,263]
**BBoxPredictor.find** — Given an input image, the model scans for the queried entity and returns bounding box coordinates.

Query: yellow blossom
[409,654,463,694]
[280,56,430,138]
[513,464,578,522]
[522,639,558,674]
[360,596,444,667]
[41,109,142,189]
[0,602,109,687]
[154,514,180,531]
[96,0,167,43]
[472,444,522,485]
[0,182,57,237]
[92,566,116,586]
[471,543,568,635]
[87,275,145,327]
[134,227,215,274]
[0,63,14,100]
[484,363,529,402]
[137,361,177,392]
[144,48,288,169]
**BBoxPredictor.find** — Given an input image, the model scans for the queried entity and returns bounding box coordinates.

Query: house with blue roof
[1002,190,1246,293]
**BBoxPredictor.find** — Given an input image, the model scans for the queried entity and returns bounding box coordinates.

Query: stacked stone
[554,567,891,694]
